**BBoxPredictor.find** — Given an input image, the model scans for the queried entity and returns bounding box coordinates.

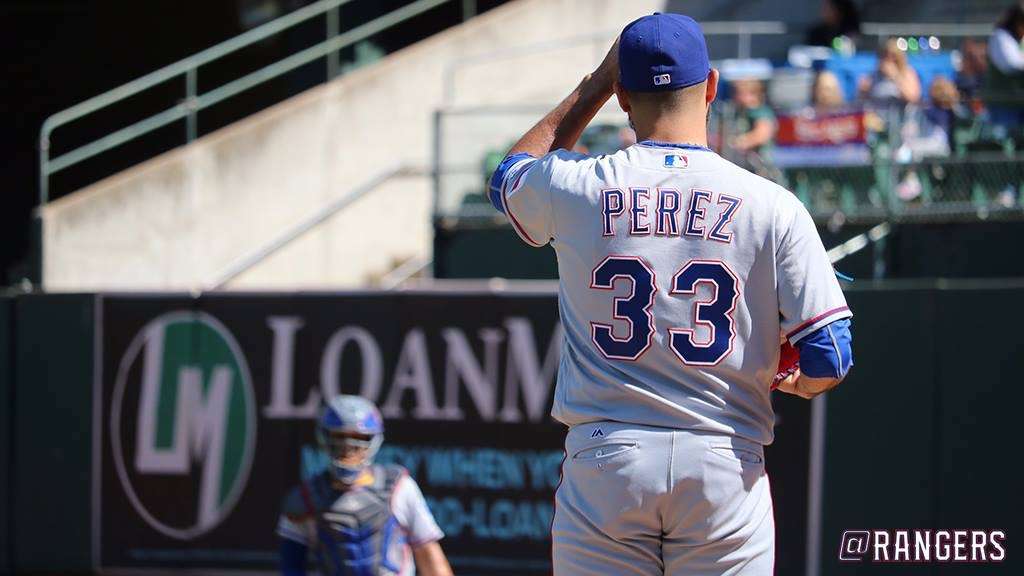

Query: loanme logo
[111,311,256,540]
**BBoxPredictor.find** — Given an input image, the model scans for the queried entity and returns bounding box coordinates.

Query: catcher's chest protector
[303,465,406,576]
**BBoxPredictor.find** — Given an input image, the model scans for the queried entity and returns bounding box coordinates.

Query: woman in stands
[858,39,922,108]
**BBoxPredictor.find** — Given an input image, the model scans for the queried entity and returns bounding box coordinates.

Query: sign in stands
[774,110,871,167]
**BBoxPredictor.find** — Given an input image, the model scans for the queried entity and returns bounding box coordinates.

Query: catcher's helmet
[317,395,384,483]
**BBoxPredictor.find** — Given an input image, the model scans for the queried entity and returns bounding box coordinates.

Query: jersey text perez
[601,187,741,242]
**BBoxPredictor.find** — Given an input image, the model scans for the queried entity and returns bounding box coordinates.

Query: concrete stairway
[40,0,691,291]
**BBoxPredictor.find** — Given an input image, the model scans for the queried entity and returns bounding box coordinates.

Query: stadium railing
[38,0,482,205]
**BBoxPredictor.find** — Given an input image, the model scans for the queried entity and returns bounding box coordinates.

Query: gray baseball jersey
[497,142,851,445]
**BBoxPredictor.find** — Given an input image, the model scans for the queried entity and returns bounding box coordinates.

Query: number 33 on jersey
[489,143,852,444]
[590,255,739,367]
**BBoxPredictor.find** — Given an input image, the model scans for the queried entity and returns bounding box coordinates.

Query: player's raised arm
[508,38,618,158]
[486,39,617,248]
[486,45,616,249]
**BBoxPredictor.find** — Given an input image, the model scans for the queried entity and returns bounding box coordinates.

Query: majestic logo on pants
[111,311,256,540]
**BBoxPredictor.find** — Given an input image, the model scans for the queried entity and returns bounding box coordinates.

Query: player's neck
[631,113,709,149]
[331,468,374,490]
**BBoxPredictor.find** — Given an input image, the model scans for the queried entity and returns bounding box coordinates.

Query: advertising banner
[774,110,871,168]
[96,292,809,574]
[776,111,866,147]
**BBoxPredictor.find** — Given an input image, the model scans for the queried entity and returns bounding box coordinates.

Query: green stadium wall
[822,281,1024,575]
[8,295,95,574]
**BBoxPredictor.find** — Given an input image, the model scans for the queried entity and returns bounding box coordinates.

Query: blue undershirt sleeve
[488,152,537,213]
[795,318,853,379]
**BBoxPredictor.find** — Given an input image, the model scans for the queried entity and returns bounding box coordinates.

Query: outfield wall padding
[4,284,1021,575]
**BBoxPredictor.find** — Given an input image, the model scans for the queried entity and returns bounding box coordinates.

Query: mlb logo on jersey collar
[664,154,689,169]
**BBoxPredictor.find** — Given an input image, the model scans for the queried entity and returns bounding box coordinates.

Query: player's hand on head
[594,35,620,85]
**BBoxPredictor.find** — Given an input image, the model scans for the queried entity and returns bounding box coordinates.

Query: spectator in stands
[956,38,988,106]
[925,77,965,148]
[902,77,964,161]
[984,3,1024,133]
[811,70,846,113]
[858,39,922,108]
[896,77,971,202]
[728,79,779,180]
[730,79,776,154]
[806,0,861,48]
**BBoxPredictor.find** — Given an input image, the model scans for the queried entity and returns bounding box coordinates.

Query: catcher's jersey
[494,142,851,444]
[277,466,444,576]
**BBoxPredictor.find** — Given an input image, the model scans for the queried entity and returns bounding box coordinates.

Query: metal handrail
[207,164,416,290]
[39,0,460,204]
[379,256,434,289]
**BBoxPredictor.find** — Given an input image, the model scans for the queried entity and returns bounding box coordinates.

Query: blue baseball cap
[618,13,710,93]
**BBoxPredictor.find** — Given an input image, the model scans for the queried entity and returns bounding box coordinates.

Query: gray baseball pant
[552,421,774,575]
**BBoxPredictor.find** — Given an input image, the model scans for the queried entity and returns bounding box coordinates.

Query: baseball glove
[772,340,800,390]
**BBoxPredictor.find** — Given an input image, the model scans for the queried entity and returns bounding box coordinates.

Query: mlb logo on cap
[619,13,710,93]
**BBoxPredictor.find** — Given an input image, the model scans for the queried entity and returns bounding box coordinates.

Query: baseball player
[488,13,853,575]
[277,395,453,576]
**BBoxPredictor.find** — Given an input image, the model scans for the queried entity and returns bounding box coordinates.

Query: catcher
[277,395,453,576]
